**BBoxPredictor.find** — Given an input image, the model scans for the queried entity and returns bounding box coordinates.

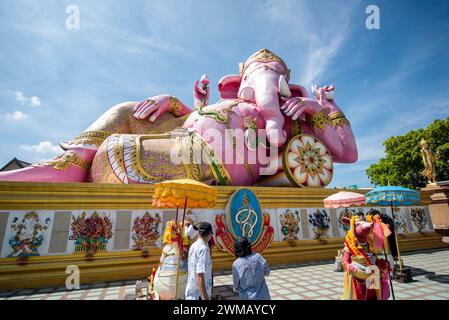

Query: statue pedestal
[422,181,449,236]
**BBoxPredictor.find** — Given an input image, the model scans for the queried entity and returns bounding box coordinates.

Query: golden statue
[420,138,436,184]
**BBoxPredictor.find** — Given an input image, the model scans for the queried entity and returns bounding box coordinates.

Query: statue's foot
[0,150,93,183]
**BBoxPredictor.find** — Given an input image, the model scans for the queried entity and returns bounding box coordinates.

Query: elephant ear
[288,84,309,98]
[218,74,242,99]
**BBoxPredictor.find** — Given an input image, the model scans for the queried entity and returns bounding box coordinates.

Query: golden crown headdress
[239,49,291,79]
[24,211,38,220]
[420,138,429,148]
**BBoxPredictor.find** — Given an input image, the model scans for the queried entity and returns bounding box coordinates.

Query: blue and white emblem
[226,188,262,244]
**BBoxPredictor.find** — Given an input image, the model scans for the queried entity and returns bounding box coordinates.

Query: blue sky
[0,0,448,187]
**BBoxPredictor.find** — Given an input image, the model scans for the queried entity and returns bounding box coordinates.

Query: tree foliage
[366,117,449,189]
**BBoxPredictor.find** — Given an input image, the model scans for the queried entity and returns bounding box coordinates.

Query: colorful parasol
[152,178,217,299]
[152,178,217,209]
[365,186,420,207]
[365,186,420,283]
[323,191,366,208]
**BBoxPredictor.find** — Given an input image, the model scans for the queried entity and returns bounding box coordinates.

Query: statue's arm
[133,94,193,122]
[314,86,358,163]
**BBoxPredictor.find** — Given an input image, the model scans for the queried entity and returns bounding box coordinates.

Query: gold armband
[41,151,91,171]
[329,111,350,128]
[307,110,332,134]
[243,116,257,131]
[169,96,184,117]
[61,130,112,149]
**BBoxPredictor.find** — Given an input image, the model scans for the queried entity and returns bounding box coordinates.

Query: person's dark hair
[234,236,252,258]
[198,222,213,237]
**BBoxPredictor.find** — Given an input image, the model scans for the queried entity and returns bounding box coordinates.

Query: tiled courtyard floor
[1,248,449,300]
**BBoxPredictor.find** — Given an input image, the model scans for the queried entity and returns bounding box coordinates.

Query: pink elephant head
[342,216,373,243]
[217,49,308,147]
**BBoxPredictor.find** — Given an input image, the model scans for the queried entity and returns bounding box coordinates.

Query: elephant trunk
[253,71,286,147]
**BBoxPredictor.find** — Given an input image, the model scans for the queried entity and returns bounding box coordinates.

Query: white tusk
[278,75,291,98]
[239,87,255,102]
[238,62,244,74]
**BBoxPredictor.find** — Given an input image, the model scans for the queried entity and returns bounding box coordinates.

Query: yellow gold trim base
[0,182,432,210]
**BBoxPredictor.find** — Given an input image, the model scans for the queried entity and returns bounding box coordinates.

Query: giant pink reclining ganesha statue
[0,49,358,187]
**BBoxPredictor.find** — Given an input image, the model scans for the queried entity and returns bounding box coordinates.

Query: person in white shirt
[185,222,213,300]
[184,217,198,242]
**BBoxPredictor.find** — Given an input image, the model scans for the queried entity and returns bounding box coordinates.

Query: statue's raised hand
[193,74,210,107]
[280,96,322,121]
[312,84,338,113]
[133,94,174,122]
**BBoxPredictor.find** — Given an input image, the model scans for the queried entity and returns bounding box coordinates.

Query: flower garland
[344,216,376,266]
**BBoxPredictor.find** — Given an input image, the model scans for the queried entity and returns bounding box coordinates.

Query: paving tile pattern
[1,248,449,300]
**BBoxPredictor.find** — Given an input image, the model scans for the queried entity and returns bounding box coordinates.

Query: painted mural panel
[384,207,409,234]
[1,211,54,258]
[129,210,162,250]
[306,208,332,240]
[66,210,116,253]
[277,208,302,241]
[186,208,220,232]
[409,206,430,232]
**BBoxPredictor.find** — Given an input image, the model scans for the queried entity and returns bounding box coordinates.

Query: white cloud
[300,31,348,86]
[258,0,356,87]
[14,91,41,107]
[30,96,41,107]
[15,91,27,103]
[6,111,28,120]
[20,141,61,157]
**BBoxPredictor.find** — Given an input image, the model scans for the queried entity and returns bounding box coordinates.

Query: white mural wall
[0,206,436,258]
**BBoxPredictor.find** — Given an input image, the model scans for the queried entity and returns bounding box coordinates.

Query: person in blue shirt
[232,236,271,300]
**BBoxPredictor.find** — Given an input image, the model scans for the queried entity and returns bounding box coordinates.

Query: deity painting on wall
[279,209,301,241]
[67,211,115,253]
[1,211,54,258]
[392,207,409,234]
[130,211,162,249]
[410,207,428,232]
[307,208,331,241]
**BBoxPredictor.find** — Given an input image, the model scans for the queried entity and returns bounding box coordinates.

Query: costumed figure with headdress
[152,219,189,299]
[342,216,391,300]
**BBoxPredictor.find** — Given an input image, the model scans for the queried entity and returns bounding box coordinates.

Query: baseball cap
[198,222,213,235]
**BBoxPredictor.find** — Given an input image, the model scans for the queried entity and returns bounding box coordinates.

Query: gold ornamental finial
[242,193,249,207]
[240,49,291,79]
